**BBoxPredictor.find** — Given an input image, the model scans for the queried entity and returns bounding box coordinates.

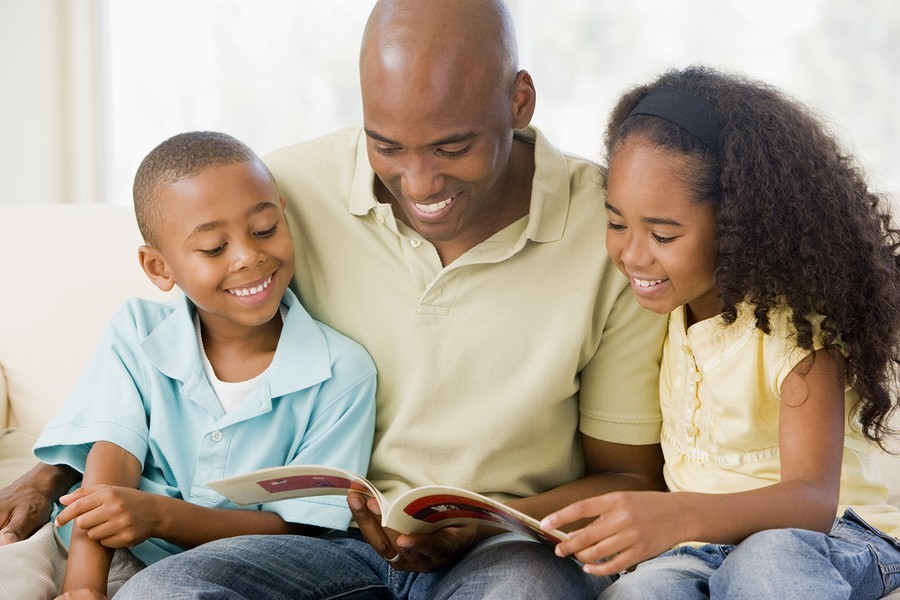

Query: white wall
[0,1,100,206]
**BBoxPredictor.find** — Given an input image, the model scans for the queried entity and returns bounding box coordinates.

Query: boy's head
[134,131,295,332]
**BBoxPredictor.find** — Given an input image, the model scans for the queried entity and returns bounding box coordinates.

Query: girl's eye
[607,222,626,232]
[254,224,278,238]
[652,233,675,244]
[200,244,226,257]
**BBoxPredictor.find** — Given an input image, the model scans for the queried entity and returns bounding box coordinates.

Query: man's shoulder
[264,126,361,169]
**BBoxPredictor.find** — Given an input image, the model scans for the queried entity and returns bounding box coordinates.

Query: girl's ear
[138,245,176,292]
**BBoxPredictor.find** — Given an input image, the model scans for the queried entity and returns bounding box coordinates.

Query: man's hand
[347,491,479,572]
[55,485,160,548]
[0,464,78,546]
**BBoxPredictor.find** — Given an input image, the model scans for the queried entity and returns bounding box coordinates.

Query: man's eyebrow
[364,128,477,147]
[604,201,683,226]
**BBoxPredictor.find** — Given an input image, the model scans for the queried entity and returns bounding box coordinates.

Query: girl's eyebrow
[604,201,683,227]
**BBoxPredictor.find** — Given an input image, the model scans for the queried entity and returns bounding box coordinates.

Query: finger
[0,528,21,546]
[542,496,611,530]
[347,493,396,560]
[58,486,89,506]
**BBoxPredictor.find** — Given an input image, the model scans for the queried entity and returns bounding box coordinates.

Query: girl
[542,66,900,599]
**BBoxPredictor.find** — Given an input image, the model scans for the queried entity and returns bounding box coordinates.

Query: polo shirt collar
[346,125,572,244]
[142,289,332,400]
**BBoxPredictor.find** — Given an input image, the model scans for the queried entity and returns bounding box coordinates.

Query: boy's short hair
[133,131,271,246]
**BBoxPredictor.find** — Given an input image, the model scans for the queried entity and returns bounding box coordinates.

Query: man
[2,1,667,597]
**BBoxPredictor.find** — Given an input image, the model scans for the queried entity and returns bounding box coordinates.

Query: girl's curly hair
[603,65,900,444]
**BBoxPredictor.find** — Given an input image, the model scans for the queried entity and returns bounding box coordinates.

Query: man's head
[134,132,295,332]
[359,0,536,255]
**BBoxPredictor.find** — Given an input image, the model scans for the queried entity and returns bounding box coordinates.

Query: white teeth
[634,277,665,288]
[228,274,272,297]
[416,197,453,213]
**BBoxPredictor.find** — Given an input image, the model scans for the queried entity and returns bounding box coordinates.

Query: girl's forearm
[675,479,839,545]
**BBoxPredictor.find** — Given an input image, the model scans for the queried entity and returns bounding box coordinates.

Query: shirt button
[410,239,422,248]
[211,431,223,442]
[375,214,385,224]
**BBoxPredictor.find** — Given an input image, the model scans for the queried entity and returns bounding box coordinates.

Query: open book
[207,465,567,547]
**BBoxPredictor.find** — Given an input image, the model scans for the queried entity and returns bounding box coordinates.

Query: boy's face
[142,160,295,336]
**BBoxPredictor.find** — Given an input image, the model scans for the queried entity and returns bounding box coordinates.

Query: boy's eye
[199,244,226,257]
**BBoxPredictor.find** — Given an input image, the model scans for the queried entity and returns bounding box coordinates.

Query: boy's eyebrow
[364,128,477,147]
[604,200,683,227]
[186,202,278,239]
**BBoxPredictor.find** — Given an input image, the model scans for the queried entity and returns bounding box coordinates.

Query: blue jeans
[600,509,900,599]
[115,529,612,599]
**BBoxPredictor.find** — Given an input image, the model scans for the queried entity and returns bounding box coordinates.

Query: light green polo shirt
[266,125,667,504]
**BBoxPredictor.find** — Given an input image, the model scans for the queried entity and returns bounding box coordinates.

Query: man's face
[360,55,518,247]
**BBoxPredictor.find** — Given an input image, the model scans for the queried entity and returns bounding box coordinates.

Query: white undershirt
[193,307,285,413]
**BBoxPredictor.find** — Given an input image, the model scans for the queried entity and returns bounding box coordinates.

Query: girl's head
[603,65,900,442]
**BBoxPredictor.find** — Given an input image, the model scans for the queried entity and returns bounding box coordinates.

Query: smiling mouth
[633,277,667,288]
[413,195,455,214]
[227,273,273,297]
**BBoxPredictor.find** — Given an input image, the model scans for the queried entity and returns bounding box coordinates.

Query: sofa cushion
[0,429,39,489]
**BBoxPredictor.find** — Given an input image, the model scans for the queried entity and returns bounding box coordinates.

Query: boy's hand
[347,491,478,572]
[541,491,682,577]
[55,485,161,548]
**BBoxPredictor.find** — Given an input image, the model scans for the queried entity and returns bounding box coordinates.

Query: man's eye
[437,146,471,158]
[374,145,400,156]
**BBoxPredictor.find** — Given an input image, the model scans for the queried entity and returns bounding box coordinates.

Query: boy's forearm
[153,495,315,548]
[64,442,141,593]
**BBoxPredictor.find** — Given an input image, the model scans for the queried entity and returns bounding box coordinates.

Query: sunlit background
[2,0,898,207]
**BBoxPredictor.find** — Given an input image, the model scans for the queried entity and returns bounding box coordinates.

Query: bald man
[4,1,667,597]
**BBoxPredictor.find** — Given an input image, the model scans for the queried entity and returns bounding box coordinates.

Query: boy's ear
[138,245,176,292]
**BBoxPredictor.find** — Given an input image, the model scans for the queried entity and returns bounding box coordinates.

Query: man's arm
[506,435,666,526]
[0,462,80,546]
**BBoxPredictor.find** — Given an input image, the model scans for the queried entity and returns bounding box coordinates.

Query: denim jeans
[115,529,612,599]
[600,509,900,599]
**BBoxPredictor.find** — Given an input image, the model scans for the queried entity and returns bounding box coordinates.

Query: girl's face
[605,138,720,324]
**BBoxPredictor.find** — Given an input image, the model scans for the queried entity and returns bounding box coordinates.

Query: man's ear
[510,69,537,129]
[138,245,176,292]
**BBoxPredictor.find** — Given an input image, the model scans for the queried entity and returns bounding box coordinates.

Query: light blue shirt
[34,289,376,565]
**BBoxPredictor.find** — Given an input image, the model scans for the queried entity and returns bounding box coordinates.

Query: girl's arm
[543,348,847,576]
[62,441,141,595]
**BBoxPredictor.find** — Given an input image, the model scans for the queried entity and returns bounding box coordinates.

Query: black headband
[628,87,723,154]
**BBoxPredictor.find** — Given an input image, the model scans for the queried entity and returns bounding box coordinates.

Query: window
[102,0,900,203]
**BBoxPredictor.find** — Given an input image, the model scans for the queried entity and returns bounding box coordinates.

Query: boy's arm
[63,441,141,595]
[63,442,141,594]
[0,463,80,546]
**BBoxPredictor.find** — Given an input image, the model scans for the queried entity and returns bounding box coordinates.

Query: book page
[207,465,382,507]
[383,485,568,547]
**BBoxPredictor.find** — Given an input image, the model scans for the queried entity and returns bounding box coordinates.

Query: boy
[1,131,376,598]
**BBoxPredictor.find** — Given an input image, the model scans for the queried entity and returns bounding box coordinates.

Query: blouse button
[211,431,223,442]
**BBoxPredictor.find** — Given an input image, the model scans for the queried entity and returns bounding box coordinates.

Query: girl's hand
[55,485,160,548]
[541,490,683,577]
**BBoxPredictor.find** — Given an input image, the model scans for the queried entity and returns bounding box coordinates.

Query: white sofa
[1,204,899,596]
